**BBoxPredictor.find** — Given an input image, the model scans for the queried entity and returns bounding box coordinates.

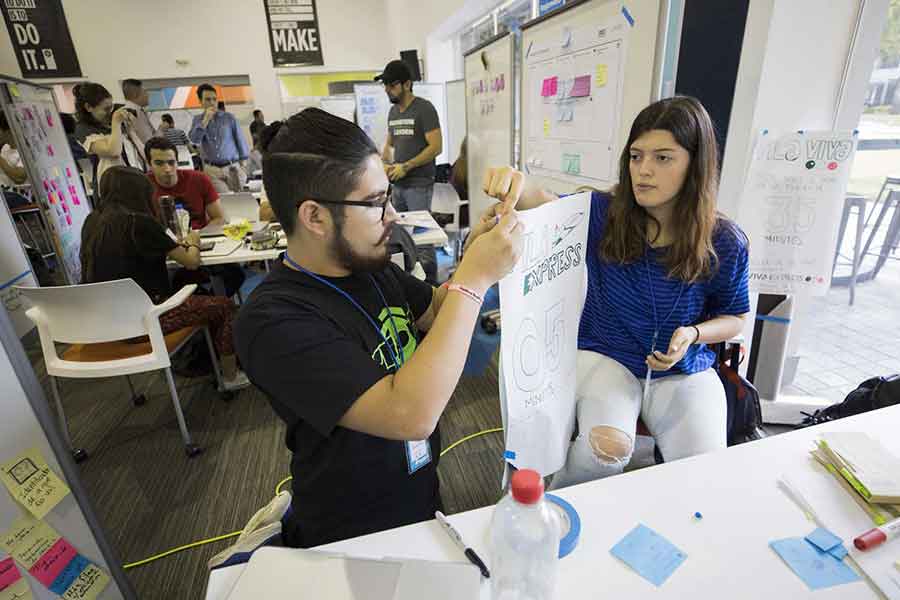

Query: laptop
[225,547,481,600]
[200,192,269,237]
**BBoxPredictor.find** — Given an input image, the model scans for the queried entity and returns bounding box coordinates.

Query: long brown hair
[601,96,721,283]
[80,166,157,283]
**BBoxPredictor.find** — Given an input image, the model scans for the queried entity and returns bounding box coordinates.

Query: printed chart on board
[499,192,590,476]
[2,81,90,284]
[738,130,857,296]
[522,18,627,189]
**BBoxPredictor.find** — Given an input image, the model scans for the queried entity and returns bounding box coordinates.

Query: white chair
[16,279,225,460]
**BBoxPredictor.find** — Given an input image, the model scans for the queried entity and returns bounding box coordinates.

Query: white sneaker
[222,370,251,391]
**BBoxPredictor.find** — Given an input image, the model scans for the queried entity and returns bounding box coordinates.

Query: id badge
[405,439,432,474]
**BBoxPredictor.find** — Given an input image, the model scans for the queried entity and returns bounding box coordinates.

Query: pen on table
[854,515,900,551]
[435,510,490,578]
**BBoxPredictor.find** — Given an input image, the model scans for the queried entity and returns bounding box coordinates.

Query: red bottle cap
[854,528,887,551]
[511,469,544,505]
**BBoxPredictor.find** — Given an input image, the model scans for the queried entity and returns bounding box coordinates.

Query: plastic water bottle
[175,203,190,240]
[490,469,560,600]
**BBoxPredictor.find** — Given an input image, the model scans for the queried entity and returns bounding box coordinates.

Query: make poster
[499,192,590,476]
[0,514,109,600]
[738,131,858,295]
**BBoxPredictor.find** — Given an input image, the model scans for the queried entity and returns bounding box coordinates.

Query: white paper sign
[739,130,857,296]
[499,192,590,476]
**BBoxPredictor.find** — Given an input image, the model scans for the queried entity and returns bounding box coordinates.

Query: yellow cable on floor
[122,427,503,570]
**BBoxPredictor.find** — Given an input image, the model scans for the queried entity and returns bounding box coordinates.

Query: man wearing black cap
[375,59,442,212]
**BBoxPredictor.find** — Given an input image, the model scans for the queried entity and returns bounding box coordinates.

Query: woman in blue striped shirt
[474,97,750,488]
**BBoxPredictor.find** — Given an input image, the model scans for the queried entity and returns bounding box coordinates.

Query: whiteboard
[1,80,92,285]
[521,0,663,195]
[0,196,37,337]
[465,33,515,223]
[354,83,450,165]
[445,79,466,165]
[281,95,356,123]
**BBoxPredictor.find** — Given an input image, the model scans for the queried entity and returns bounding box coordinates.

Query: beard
[387,93,400,104]
[331,222,392,273]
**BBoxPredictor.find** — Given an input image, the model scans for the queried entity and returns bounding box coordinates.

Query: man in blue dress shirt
[190,83,249,193]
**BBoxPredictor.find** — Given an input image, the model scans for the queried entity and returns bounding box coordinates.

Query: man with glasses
[376,60,442,212]
[233,108,523,548]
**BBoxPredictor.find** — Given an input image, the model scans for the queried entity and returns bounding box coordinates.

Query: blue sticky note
[828,543,849,561]
[610,524,687,587]
[770,538,861,590]
[805,527,842,552]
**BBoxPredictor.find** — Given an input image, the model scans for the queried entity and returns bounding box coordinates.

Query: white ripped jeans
[550,350,727,490]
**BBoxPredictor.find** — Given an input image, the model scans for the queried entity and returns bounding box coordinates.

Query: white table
[206,406,900,599]
[398,211,449,247]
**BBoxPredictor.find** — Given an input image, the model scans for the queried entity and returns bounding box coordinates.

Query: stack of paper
[813,432,900,525]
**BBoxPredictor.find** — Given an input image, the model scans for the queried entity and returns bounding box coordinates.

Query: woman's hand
[646,326,699,371]
[111,107,133,128]
[463,167,525,253]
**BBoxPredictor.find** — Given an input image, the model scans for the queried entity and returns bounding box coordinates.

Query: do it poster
[499,192,589,476]
[738,130,858,296]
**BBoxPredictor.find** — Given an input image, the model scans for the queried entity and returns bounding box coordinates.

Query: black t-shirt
[80,211,177,302]
[233,261,439,548]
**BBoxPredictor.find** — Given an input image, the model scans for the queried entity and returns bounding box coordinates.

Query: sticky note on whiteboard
[543,120,550,136]
[596,64,608,87]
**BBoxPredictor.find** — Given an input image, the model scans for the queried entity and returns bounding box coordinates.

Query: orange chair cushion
[61,326,199,363]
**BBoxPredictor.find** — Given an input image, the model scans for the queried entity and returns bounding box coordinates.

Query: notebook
[820,432,900,504]
[226,547,481,600]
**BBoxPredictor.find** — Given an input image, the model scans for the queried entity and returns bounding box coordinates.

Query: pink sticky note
[48,192,56,204]
[46,110,54,127]
[66,215,72,226]
[29,537,78,587]
[0,557,23,589]
[570,75,592,97]
[47,145,54,157]
[541,77,558,97]
[65,167,72,178]
[43,180,50,191]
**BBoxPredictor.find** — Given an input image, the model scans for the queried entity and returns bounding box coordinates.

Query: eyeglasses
[298,187,393,221]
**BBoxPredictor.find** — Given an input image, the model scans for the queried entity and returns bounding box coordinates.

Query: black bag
[800,374,900,427]
[716,343,767,445]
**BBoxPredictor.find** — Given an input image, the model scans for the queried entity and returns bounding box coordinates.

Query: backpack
[716,344,767,445]
[800,374,900,427]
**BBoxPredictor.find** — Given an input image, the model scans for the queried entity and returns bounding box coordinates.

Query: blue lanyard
[283,255,405,370]
[644,251,685,353]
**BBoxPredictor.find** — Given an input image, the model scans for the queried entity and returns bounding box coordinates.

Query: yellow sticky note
[1,447,71,520]
[543,119,550,136]
[61,563,109,600]
[0,578,32,600]
[52,167,60,178]
[0,514,58,570]
[596,64,608,87]
[9,85,19,98]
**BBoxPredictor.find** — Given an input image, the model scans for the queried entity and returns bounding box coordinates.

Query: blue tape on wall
[621,6,635,26]
[504,450,517,460]
[546,494,581,558]
[755,314,791,325]
[0,269,32,291]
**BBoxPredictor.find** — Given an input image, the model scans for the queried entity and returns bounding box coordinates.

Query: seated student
[144,136,224,229]
[471,96,750,489]
[73,83,146,186]
[233,108,523,548]
[0,112,26,186]
[80,166,249,390]
[158,113,192,148]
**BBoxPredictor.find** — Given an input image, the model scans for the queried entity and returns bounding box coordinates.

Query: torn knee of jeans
[588,426,633,465]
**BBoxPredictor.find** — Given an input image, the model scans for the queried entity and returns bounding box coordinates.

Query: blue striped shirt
[577,191,750,379]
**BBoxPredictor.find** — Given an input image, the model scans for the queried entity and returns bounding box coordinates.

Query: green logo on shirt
[371,306,417,371]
